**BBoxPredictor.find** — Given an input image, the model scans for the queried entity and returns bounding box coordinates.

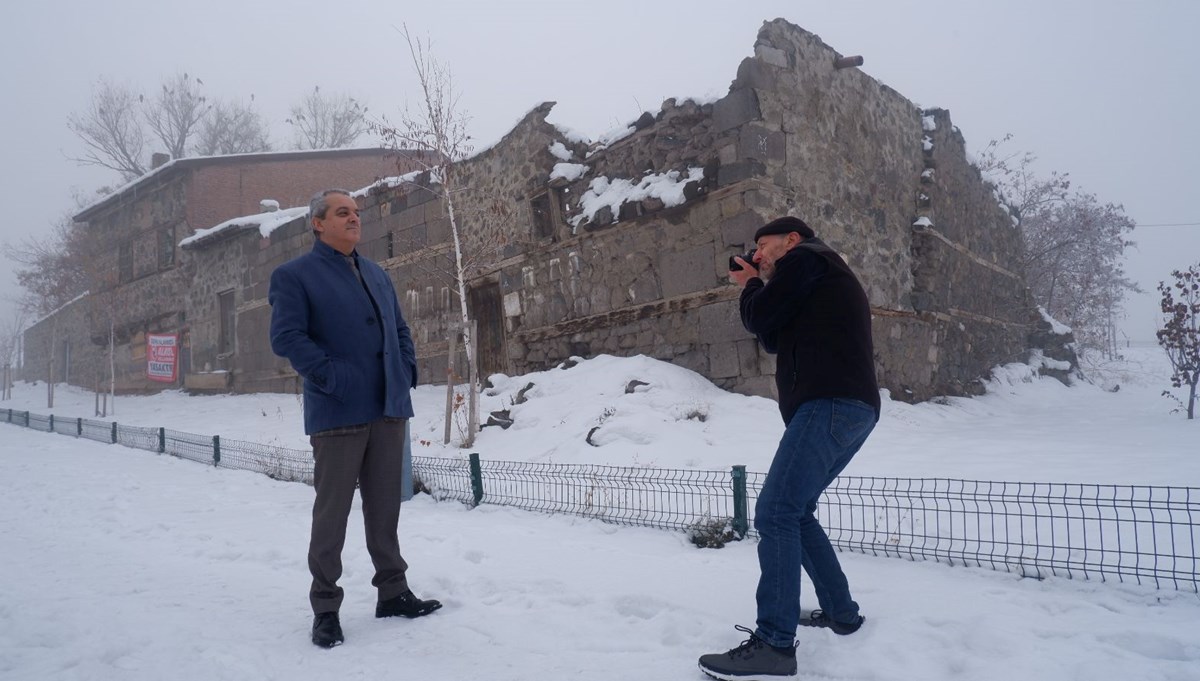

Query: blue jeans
[753,398,876,647]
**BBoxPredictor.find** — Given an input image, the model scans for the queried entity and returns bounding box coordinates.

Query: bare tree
[977,138,1138,357]
[144,72,210,160]
[287,87,368,149]
[2,214,92,319]
[0,308,26,399]
[70,74,276,181]
[1157,263,1200,419]
[194,97,271,156]
[67,78,147,180]
[371,25,517,447]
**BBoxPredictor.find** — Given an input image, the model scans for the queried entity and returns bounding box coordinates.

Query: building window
[119,242,133,283]
[218,290,236,356]
[530,193,554,240]
[158,225,175,270]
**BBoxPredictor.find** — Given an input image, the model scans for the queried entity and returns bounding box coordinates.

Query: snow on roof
[180,171,433,250]
[350,171,425,198]
[178,206,309,249]
[26,291,90,329]
[550,163,589,182]
[548,142,573,161]
[550,122,591,146]
[73,147,390,220]
[568,167,704,232]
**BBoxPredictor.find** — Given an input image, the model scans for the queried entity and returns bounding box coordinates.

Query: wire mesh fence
[80,419,114,444]
[471,460,736,531]
[413,455,475,504]
[3,407,1197,592]
[52,416,78,437]
[27,412,51,432]
[217,436,314,484]
[164,429,220,467]
[116,424,160,453]
[804,476,1200,592]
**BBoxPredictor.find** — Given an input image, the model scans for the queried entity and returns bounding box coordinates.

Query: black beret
[753,216,814,241]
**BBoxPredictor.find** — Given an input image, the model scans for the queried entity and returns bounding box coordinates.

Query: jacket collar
[312,238,358,260]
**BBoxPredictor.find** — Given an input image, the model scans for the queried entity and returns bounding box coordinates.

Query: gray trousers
[308,417,410,614]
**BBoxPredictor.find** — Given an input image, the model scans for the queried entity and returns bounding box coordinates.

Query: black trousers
[308,417,409,614]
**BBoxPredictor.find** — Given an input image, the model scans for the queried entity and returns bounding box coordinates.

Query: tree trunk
[109,319,116,415]
[444,186,478,447]
[443,329,457,445]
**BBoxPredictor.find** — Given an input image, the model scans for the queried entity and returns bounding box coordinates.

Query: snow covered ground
[1,343,1198,680]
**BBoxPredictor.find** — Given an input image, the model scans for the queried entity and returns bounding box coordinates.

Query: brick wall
[184,150,407,231]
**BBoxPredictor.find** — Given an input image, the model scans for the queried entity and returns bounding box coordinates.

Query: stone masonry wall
[168,19,1037,406]
[185,232,251,381]
[21,297,93,389]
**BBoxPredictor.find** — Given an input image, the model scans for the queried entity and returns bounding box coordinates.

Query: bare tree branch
[981,137,1139,357]
[66,78,147,180]
[194,97,271,156]
[144,72,210,159]
[287,86,368,149]
[0,307,27,373]
[2,213,94,319]
[368,24,512,446]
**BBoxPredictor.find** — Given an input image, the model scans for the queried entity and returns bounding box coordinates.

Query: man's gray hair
[309,188,352,237]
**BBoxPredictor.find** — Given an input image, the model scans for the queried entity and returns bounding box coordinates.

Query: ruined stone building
[22,148,421,392]
[27,19,1042,405]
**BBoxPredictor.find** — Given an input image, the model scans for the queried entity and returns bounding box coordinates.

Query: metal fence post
[468,452,484,507]
[213,435,221,466]
[24,411,30,427]
[77,417,82,437]
[49,414,54,432]
[731,465,748,539]
[111,421,117,444]
[158,427,166,454]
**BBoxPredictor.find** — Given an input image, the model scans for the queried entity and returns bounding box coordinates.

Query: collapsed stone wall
[242,18,1037,405]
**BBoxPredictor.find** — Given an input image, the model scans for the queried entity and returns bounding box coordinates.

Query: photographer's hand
[729,257,759,287]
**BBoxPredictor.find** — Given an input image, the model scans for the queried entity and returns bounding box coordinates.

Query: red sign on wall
[147,333,178,383]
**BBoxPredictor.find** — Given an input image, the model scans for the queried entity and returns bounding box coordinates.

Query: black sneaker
[698,625,797,680]
[311,611,344,648]
[375,590,443,618]
[798,610,864,635]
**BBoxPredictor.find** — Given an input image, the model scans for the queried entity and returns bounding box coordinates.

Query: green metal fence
[3,407,1197,592]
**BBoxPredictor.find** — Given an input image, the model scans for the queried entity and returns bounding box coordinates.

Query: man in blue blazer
[270,188,441,649]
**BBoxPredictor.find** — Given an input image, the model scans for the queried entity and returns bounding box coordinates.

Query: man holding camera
[699,216,880,680]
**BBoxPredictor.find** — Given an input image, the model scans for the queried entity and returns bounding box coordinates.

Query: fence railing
[4,407,1197,592]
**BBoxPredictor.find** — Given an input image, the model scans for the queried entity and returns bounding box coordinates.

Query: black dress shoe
[311,611,344,648]
[375,590,443,618]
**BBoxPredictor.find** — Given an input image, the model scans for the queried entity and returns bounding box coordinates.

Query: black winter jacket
[739,238,880,424]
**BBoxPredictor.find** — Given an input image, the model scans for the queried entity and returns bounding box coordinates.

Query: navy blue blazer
[269,239,418,435]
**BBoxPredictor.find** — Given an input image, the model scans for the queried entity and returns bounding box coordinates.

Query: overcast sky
[2,0,1196,343]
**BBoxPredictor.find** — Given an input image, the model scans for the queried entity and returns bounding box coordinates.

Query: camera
[728,248,757,271]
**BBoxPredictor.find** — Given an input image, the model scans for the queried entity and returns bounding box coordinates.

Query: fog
[2,0,1196,343]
